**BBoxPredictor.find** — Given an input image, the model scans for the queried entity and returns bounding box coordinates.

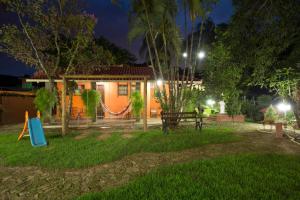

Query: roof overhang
[61,74,152,81]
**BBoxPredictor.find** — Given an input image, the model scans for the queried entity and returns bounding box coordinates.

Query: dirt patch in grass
[74,130,93,140]
[1,125,300,199]
[121,129,134,139]
[96,131,112,141]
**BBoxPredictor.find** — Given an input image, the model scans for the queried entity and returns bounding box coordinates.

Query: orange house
[27,65,163,120]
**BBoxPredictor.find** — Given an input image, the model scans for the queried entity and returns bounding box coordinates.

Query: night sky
[0,0,233,76]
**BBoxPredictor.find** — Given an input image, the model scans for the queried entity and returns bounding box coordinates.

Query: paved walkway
[1,130,300,200]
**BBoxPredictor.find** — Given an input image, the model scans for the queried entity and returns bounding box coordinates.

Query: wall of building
[0,95,36,125]
[57,80,162,119]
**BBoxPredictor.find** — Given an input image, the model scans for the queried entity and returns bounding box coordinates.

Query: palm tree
[127,0,218,125]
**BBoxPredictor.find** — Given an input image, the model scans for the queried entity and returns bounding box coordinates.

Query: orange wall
[100,81,131,118]
[57,81,162,119]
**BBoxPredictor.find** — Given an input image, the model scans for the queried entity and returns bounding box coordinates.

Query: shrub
[130,91,144,121]
[81,90,100,119]
[34,88,57,121]
[264,105,278,123]
[183,89,205,112]
[225,91,242,118]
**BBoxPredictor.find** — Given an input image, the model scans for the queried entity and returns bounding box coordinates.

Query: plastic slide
[27,118,47,147]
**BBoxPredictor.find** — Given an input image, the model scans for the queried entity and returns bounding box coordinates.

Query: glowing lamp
[156,79,163,86]
[197,51,205,59]
[182,52,188,58]
[206,99,215,106]
[276,102,291,112]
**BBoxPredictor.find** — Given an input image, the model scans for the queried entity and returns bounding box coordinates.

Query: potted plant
[130,91,144,122]
[264,105,278,124]
[81,90,100,122]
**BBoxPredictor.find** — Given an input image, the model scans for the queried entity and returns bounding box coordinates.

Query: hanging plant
[130,91,144,121]
[81,90,100,119]
[34,88,57,121]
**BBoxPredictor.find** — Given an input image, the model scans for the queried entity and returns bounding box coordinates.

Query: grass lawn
[77,154,300,200]
[0,126,239,169]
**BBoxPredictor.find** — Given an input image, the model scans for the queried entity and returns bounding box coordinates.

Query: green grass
[77,154,300,200]
[0,127,238,169]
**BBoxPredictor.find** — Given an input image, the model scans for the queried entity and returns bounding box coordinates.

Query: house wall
[57,80,162,119]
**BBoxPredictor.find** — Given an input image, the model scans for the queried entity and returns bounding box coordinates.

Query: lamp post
[182,52,188,58]
[276,101,291,120]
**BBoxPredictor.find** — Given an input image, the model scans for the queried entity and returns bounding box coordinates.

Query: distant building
[0,75,37,125]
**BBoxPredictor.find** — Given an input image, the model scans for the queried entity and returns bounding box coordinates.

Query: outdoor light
[156,79,163,86]
[206,99,215,106]
[197,51,205,59]
[182,52,188,58]
[276,102,291,113]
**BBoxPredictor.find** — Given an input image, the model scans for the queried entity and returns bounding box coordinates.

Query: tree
[95,36,137,64]
[128,0,217,127]
[0,0,97,93]
[203,37,242,101]
[225,0,300,127]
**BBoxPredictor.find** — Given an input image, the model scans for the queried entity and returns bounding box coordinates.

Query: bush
[81,90,100,119]
[130,91,144,121]
[183,89,205,112]
[225,91,241,117]
[264,105,278,123]
[241,99,255,119]
[241,99,263,121]
[34,88,57,121]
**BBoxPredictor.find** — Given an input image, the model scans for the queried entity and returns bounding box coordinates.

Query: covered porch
[61,74,151,135]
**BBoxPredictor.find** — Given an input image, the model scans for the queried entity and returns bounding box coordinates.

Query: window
[118,84,128,96]
[135,82,141,92]
[131,82,141,93]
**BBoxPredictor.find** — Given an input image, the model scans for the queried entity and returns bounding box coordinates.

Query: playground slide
[27,118,47,147]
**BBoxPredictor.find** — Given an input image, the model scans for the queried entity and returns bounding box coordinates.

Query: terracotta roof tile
[31,65,154,80]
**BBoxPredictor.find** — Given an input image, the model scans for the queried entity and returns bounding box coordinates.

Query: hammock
[100,99,132,117]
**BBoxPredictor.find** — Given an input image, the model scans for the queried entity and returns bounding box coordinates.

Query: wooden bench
[161,111,202,134]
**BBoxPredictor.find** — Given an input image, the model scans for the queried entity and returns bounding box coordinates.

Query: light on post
[182,52,188,58]
[276,102,291,113]
[206,99,215,107]
[276,101,291,119]
[197,51,205,59]
[156,79,163,86]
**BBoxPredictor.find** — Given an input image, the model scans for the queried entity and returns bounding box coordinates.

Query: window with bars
[118,84,128,96]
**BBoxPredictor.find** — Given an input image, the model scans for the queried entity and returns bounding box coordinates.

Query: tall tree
[95,36,137,64]
[0,0,116,133]
[0,0,96,93]
[128,0,217,126]
[226,0,300,127]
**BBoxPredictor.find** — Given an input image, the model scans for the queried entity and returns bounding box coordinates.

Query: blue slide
[27,118,47,147]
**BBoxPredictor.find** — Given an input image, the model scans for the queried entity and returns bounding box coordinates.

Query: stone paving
[1,129,300,199]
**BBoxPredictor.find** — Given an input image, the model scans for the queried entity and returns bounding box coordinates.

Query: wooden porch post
[143,77,147,131]
[62,76,67,136]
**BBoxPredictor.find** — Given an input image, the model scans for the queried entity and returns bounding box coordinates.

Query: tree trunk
[67,91,74,126]
[62,77,67,136]
[293,84,300,128]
